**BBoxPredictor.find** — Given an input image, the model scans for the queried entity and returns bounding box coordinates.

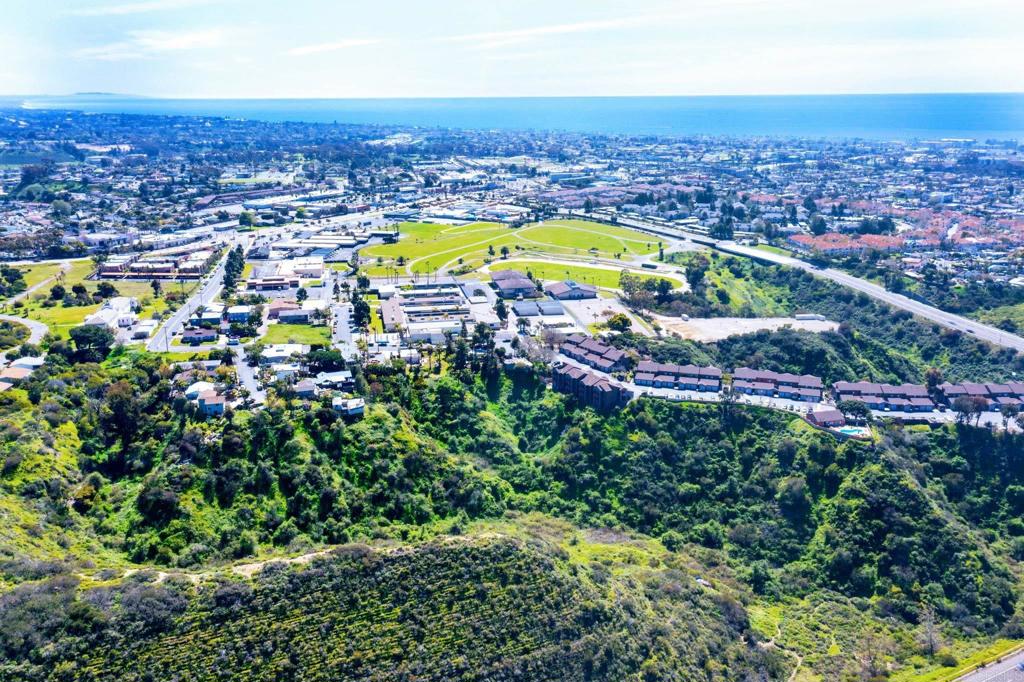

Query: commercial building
[491,270,539,299]
[545,280,598,300]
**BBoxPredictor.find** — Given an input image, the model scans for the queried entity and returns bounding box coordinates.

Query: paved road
[0,314,48,345]
[719,241,1024,352]
[556,210,1024,354]
[957,649,1024,682]
[0,259,72,360]
[232,346,266,404]
[147,237,247,352]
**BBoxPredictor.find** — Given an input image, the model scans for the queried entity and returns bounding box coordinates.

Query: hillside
[0,525,787,682]
[0,352,1021,680]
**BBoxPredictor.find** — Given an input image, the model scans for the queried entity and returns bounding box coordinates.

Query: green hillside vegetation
[638,253,1022,382]
[0,323,1022,679]
[1,527,787,682]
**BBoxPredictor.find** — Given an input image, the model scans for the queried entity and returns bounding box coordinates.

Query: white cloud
[75,28,229,61]
[66,0,220,16]
[443,15,655,46]
[286,39,380,56]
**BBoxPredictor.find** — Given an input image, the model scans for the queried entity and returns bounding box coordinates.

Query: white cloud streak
[66,0,220,17]
[286,39,380,56]
[75,28,229,61]
[443,15,656,45]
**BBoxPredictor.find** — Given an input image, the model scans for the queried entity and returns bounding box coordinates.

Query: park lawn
[496,260,683,289]
[361,219,660,275]
[14,262,66,289]
[261,323,331,346]
[13,261,194,338]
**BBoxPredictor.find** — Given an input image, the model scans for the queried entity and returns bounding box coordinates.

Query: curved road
[558,209,1024,353]
[0,260,72,359]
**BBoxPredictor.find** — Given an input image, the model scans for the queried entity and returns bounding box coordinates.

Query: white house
[332,397,365,417]
[83,296,139,329]
[260,343,306,364]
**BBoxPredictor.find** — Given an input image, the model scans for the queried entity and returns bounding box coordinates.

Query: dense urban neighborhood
[1,106,1024,682]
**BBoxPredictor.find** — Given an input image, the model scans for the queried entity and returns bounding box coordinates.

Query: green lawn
[15,262,66,290]
[360,219,660,276]
[261,323,331,346]
[9,260,197,338]
[496,260,683,289]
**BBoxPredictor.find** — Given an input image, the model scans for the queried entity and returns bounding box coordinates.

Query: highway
[557,210,1024,354]
[719,241,1024,353]
[956,649,1024,682]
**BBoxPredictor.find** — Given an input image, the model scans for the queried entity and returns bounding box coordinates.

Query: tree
[500,245,510,259]
[494,298,508,324]
[69,324,115,363]
[685,254,709,291]
[238,211,255,226]
[802,195,818,213]
[49,284,65,300]
[150,279,162,297]
[918,604,942,656]
[1001,403,1020,431]
[96,281,118,298]
[952,395,987,426]
[837,399,872,424]
[606,313,631,332]
[810,215,828,236]
[296,287,308,303]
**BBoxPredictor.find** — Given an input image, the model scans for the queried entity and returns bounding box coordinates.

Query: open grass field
[261,323,331,346]
[9,260,197,338]
[495,260,683,289]
[14,261,66,290]
[360,220,660,276]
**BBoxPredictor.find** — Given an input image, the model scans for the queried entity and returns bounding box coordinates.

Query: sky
[1,0,1022,98]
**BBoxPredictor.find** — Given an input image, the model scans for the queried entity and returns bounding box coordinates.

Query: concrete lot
[561,297,653,336]
[655,315,839,342]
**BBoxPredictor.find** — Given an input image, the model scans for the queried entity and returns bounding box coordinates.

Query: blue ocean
[15,92,1024,140]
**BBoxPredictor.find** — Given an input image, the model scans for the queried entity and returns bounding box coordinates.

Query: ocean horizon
[12,92,1024,141]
